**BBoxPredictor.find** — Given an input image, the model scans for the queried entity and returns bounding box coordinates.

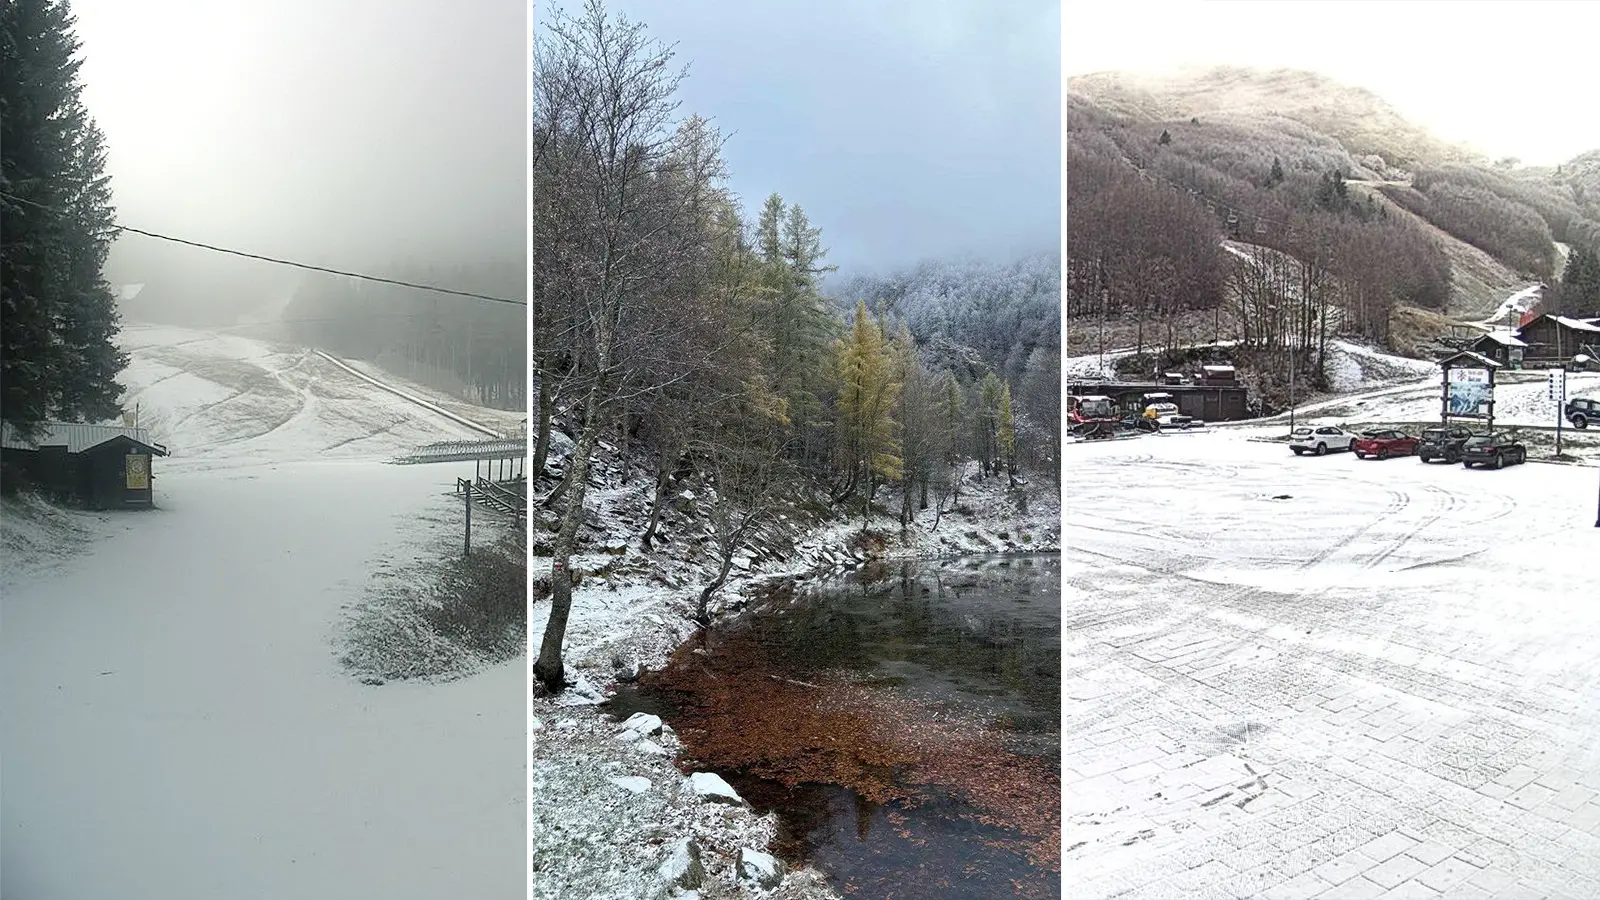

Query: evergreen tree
[1264,156,1285,188]
[1560,245,1600,314]
[2,0,127,441]
[997,382,1015,477]
[975,371,1003,477]
[757,195,837,469]
[756,193,784,265]
[941,372,965,464]
[1158,129,1172,146]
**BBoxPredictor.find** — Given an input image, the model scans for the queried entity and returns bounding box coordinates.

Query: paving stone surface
[1064,436,1600,900]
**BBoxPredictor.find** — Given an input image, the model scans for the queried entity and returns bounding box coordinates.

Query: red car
[1353,429,1420,459]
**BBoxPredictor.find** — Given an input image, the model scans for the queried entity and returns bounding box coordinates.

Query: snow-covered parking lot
[1065,430,1600,900]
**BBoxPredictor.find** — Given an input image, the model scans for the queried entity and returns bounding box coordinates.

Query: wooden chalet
[1,422,169,510]
[1515,314,1600,368]
[1465,330,1527,368]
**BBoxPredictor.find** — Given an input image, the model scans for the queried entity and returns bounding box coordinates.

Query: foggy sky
[68,0,525,315]
[1066,0,1600,167]
[538,0,1061,279]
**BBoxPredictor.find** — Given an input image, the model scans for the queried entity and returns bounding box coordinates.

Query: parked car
[1289,425,1356,456]
[1352,429,1420,459]
[1567,397,1598,429]
[1462,432,1528,469]
[1418,424,1477,464]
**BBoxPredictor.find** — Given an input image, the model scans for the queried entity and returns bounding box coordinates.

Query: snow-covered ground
[1064,430,1600,899]
[1479,284,1543,329]
[531,456,1059,899]
[1280,370,1600,434]
[2,326,523,899]
[1322,340,1439,393]
[1063,338,1419,394]
[115,323,523,469]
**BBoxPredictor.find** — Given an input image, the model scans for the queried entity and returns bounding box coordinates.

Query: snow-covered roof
[1202,365,1236,373]
[1438,349,1503,369]
[1477,330,1528,348]
[0,422,165,455]
[1550,315,1600,334]
[1075,394,1113,402]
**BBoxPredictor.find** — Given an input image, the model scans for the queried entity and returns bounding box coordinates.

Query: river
[612,554,1061,899]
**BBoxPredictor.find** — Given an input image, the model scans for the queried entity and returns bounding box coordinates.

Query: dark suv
[1462,432,1528,469]
[1418,424,1476,463]
[1568,398,1597,429]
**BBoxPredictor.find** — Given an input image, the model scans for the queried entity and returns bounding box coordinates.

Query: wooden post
[464,483,472,557]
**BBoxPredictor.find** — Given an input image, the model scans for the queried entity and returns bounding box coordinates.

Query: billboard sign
[1446,366,1494,418]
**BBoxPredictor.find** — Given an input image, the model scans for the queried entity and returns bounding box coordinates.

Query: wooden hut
[1,422,169,510]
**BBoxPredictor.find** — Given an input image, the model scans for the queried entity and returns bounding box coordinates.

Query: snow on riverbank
[531,455,1059,899]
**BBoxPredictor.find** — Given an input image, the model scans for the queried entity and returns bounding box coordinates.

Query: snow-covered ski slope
[1,325,524,899]
[116,324,524,468]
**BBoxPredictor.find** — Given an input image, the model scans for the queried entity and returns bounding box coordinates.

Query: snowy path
[2,328,524,898]
[1064,432,1600,899]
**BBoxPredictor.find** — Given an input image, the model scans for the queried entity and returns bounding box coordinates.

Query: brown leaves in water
[646,631,1061,871]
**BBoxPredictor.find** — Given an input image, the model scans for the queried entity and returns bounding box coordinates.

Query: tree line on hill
[278,262,527,412]
[1067,103,1452,380]
[531,0,1056,694]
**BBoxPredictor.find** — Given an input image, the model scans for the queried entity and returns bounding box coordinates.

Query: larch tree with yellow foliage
[834,301,901,526]
[997,382,1017,479]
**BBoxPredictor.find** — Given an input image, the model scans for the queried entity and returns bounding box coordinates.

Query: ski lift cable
[0,190,528,307]
[1124,159,1304,234]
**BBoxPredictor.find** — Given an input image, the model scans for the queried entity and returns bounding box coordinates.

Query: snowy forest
[530,2,1060,693]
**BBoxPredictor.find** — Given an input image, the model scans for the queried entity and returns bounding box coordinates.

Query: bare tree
[688,401,793,626]
[531,0,730,694]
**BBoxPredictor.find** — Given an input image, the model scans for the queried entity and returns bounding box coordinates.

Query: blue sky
[539,0,1061,278]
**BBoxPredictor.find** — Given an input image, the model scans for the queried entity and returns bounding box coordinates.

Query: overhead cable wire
[0,190,526,307]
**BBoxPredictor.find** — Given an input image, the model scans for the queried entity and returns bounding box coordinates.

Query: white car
[1289,425,1355,456]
